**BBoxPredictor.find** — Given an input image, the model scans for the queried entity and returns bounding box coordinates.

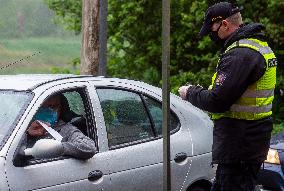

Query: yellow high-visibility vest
[211,38,277,120]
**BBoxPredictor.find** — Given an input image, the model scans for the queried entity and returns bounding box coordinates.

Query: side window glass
[143,95,180,135]
[97,89,154,147]
[61,91,90,136]
[63,91,85,116]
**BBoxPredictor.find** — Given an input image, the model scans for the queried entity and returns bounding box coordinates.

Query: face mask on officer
[209,21,226,46]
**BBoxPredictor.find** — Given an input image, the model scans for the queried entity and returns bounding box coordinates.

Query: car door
[4,82,111,191]
[94,85,192,191]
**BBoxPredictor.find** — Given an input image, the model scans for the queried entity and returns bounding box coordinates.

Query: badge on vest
[268,58,277,67]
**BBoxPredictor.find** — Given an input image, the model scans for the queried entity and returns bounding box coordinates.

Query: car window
[63,91,85,116]
[143,95,180,135]
[60,90,91,136]
[21,88,96,165]
[97,89,154,147]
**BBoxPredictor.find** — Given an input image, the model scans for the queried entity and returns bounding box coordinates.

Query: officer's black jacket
[187,23,273,164]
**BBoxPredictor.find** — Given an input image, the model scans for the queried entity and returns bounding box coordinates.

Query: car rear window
[142,95,180,135]
[0,91,32,145]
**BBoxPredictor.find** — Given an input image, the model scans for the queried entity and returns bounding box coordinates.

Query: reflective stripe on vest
[241,89,274,98]
[211,38,277,120]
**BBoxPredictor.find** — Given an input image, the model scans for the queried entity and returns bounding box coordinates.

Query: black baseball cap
[199,2,243,37]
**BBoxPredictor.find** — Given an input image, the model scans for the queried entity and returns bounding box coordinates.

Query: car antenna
[0,51,41,70]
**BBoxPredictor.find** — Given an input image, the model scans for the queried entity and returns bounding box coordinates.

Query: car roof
[0,74,160,93]
[0,74,80,91]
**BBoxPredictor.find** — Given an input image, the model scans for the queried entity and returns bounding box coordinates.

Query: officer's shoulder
[224,46,262,59]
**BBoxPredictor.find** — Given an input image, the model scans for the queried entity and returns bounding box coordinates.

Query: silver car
[0,74,214,191]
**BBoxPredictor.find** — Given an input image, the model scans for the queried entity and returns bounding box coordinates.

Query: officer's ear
[222,20,229,30]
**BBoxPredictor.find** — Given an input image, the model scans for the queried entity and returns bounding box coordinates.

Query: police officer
[179,2,277,190]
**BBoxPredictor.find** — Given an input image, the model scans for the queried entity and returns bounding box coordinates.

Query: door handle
[88,170,103,181]
[174,152,187,163]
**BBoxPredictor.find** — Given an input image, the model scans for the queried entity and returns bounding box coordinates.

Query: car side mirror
[24,139,64,159]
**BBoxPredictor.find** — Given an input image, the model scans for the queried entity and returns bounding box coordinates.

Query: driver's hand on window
[27,121,49,136]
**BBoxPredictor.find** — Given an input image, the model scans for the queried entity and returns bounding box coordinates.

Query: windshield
[0,91,32,145]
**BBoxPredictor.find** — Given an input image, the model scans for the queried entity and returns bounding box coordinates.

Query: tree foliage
[44,0,82,33]
[44,0,284,124]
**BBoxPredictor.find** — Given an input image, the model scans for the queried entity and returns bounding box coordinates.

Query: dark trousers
[211,163,262,191]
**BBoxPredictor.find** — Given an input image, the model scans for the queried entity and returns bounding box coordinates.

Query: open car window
[21,88,96,165]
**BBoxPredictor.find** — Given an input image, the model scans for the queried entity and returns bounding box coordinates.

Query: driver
[27,94,96,160]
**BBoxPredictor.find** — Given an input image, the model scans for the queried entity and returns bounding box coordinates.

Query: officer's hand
[178,85,191,100]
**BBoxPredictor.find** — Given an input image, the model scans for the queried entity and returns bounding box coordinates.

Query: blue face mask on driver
[32,107,58,127]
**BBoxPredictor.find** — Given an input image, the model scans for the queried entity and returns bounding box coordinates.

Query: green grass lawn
[0,36,81,74]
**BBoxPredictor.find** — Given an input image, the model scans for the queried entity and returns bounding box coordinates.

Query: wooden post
[80,0,100,75]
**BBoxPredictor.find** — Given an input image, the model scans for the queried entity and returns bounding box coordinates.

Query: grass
[0,36,81,74]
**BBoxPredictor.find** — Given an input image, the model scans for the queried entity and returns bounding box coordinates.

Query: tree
[44,0,284,83]
[44,0,82,34]
[44,0,284,124]
[45,0,99,75]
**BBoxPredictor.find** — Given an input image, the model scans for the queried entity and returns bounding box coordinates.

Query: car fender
[172,97,213,156]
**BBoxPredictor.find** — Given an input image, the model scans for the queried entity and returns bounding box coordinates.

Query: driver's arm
[59,123,96,160]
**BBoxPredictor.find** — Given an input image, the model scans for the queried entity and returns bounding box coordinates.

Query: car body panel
[87,85,109,152]
[182,153,214,189]
[175,99,213,156]
[0,74,79,90]
[105,129,193,190]
[6,156,110,191]
[0,157,9,191]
